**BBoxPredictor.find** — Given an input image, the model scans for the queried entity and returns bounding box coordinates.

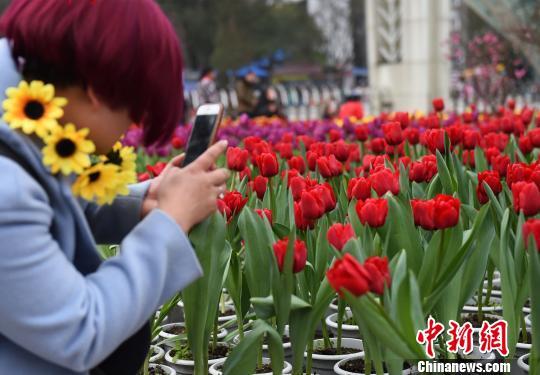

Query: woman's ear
[86,86,102,109]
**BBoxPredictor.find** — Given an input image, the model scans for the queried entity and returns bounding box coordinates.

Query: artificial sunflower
[103,142,137,191]
[42,123,96,175]
[72,162,124,205]
[2,80,67,138]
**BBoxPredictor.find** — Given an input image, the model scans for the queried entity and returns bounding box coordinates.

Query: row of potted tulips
[131,98,540,375]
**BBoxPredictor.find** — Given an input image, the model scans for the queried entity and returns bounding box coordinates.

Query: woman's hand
[155,141,230,233]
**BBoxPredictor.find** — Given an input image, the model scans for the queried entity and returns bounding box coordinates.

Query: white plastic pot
[525,314,532,327]
[326,311,360,339]
[233,326,292,360]
[209,357,292,375]
[159,323,227,348]
[518,353,530,373]
[333,353,412,375]
[305,338,363,375]
[463,296,502,313]
[165,348,227,375]
[149,345,165,363]
[148,363,176,375]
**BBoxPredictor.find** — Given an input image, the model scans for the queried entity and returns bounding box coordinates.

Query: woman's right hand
[157,140,230,233]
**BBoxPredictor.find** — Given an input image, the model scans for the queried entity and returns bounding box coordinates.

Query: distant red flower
[356,198,388,228]
[403,127,420,145]
[370,138,386,154]
[491,155,510,177]
[332,140,351,162]
[256,152,279,177]
[432,98,445,112]
[524,219,540,251]
[275,142,293,159]
[290,176,307,201]
[364,256,391,295]
[255,208,273,223]
[382,121,403,146]
[294,201,315,230]
[512,181,540,216]
[519,135,534,154]
[477,171,502,204]
[146,161,167,177]
[423,129,446,154]
[347,177,372,201]
[250,175,268,200]
[300,189,325,220]
[355,125,369,142]
[327,253,370,297]
[138,172,151,182]
[288,156,306,174]
[171,136,185,149]
[529,129,540,148]
[226,147,249,171]
[409,155,437,183]
[316,155,343,178]
[412,195,460,230]
[395,112,409,128]
[369,168,400,196]
[327,223,355,251]
[273,237,307,273]
[462,130,481,150]
[329,129,342,142]
[462,150,475,168]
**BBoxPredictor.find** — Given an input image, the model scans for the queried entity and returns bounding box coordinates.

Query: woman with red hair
[0,1,229,374]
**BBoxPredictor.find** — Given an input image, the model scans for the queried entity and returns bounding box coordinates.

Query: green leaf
[436,150,456,194]
[474,147,488,172]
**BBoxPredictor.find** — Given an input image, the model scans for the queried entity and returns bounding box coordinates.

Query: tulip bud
[273,237,307,273]
[327,223,355,251]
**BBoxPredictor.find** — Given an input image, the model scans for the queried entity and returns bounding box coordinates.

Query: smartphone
[182,103,224,166]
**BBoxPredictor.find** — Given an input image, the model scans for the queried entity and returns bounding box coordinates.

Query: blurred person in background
[236,70,259,117]
[197,67,220,104]
[339,88,364,120]
[255,86,285,118]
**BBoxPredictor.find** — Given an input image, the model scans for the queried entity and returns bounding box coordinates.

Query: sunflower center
[106,150,123,166]
[24,100,45,120]
[89,171,101,182]
[55,139,77,157]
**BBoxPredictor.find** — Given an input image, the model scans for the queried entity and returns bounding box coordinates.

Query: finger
[215,184,227,199]
[207,168,231,186]
[162,153,186,175]
[192,140,228,171]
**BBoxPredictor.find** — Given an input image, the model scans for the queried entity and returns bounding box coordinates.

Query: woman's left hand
[140,153,185,218]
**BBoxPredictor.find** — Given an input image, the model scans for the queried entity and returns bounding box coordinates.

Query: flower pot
[516,334,532,358]
[305,338,363,375]
[459,346,496,361]
[463,296,502,313]
[482,288,502,298]
[164,345,228,375]
[483,276,501,289]
[333,353,412,375]
[523,300,531,315]
[208,357,292,375]
[518,353,530,373]
[148,363,176,375]
[149,345,165,363]
[326,311,360,339]
[525,314,532,327]
[233,326,292,361]
[159,323,227,348]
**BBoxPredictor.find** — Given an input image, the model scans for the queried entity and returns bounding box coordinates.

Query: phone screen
[183,114,218,166]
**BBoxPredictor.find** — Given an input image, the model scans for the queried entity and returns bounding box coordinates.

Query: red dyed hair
[0,0,184,146]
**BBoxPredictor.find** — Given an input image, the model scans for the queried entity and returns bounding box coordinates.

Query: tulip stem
[305,338,314,375]
[321,318,332,349]
[521,313,529,343]
[337,298,345,355]
[228,171,236,191]
[268,178,276,213]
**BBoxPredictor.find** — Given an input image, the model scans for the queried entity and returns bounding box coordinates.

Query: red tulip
[273,237,307,273]
[506,163,532,188]
[217,199,232,221]
[409,155,437,183]
[512,181,540,216]
[462,130,481,150]
[403,127,420,145]
[146,161,167,177]
[256,152,279,177]
[332,140,351,162]
[432,97,445,112]
[423,129,446,154]
[356,198,388,228]
[355,125,369,142]
[477,171,502,204]
[316,155,343,178]
[244,136,262,152]
[171,136,185,149]
[395,112,409,128]
[329,129,342,142]
[462,150,475,168]
[275,142,293,160]
[222,191,248,217]
[522,108,534,126]
[283,169,300,186]
[316,183,337,213]
[239,166,252,182]
[327,223,355,251]
[433,195,460,229]
[250,175,268,200]
[306,151,319,172]
[411,199,436,230]
[138,172,151,182]
[290,176,307,201]
[507,98,516,110]
[226,147,249,171]
[382,121,403,146]
[529,129,540,148]
[519,135,534,155]
[300,189,325,220]
[347,177,372,201]
[524,219,540,251]
[255,208,273,223]
[364,256,391,295]
[327,253,370,297]
[491,155,510,177]
[369,168,400,196]
[288,156,306,174]
[294,202,315,230]
[370,138,386,154]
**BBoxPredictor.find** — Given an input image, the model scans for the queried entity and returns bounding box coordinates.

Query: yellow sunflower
[2,81,68,138]
[42,124,96,175]
[100,142,137,194]
[72,162,124,205]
